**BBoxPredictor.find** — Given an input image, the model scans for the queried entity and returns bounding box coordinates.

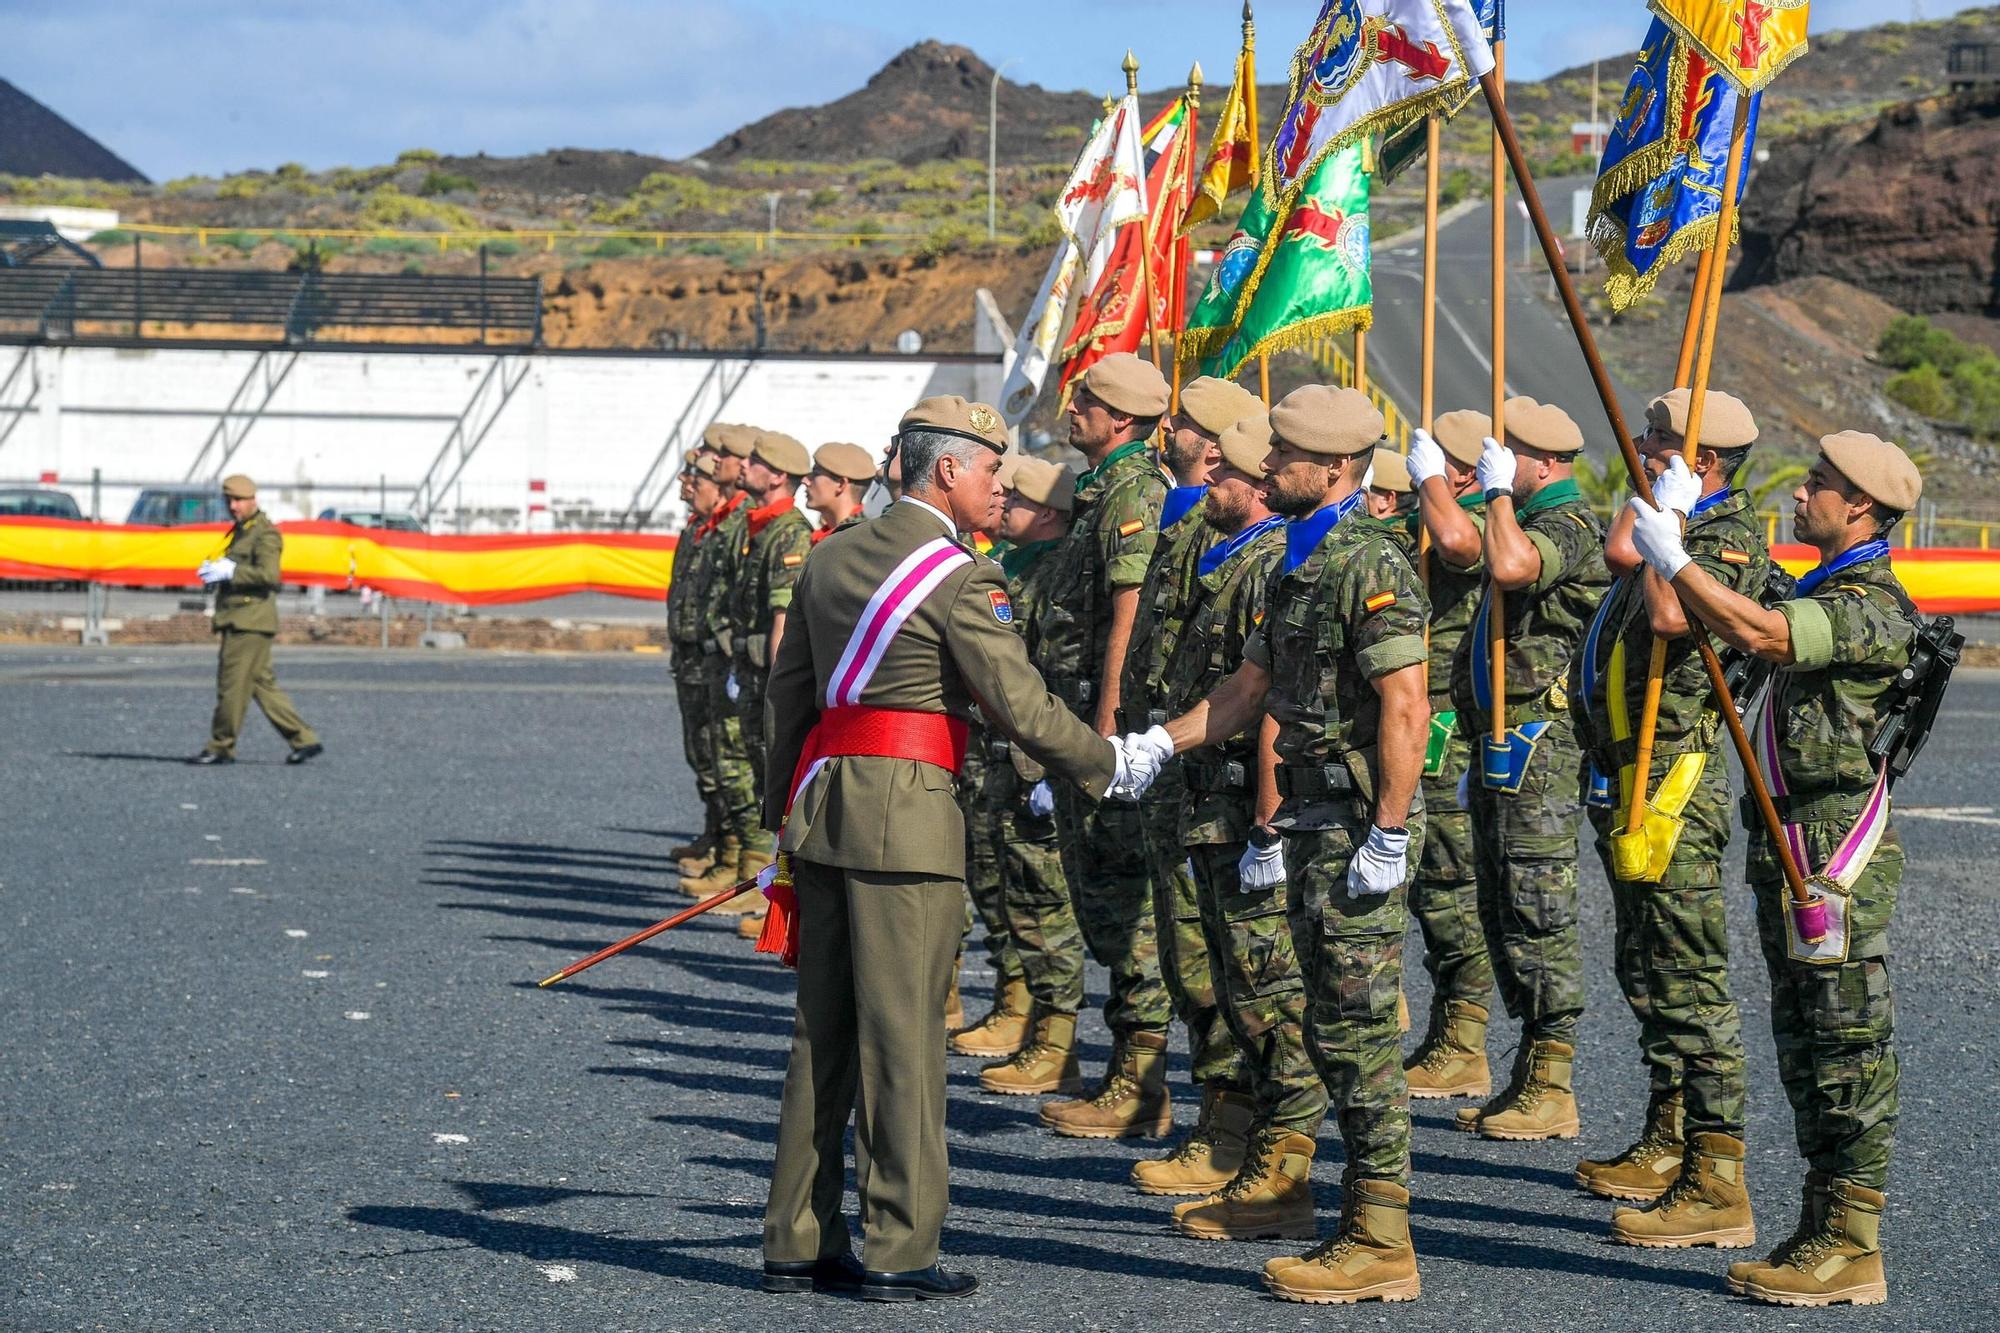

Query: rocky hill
[0,76,145,182]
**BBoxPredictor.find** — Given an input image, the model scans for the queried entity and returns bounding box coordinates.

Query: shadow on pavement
[1412,1149,1576,1191]
[344,1205,753,1291]
[1411,1221,1722,1290]
[68,750,215,764]
[447,1179,656,1212]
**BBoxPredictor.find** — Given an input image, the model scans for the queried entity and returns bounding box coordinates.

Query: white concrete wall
[0,342,990,531]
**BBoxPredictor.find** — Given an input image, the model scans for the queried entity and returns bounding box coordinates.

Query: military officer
[1121,374,1265,1182]
[805,442,875,542]
[1129,385,1432,1303]
[1627,431,1924,1308]
[191,473,322,766]
[1032,352,1176,1140]
[1573,389,1767,1246]
[1450,398,1610,1142]
[759,395,1148,1301]
[668,453,729,860]
[679,423,756,884]
[1401,414,1499,1097]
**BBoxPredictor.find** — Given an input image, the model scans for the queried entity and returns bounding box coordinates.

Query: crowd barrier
[4,520,2000,615]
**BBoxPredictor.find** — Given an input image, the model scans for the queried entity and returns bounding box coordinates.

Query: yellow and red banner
[1649,0,1810,94]
[1770,544,2000,616]
[0,518,679,605]
[1182,49,1257,233]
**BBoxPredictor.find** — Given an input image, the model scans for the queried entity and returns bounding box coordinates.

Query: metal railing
[1304,334,1416,451]
[113,222,988,254]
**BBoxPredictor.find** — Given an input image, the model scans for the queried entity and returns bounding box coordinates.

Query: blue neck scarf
[1283,490,1366,574]
[1161,484,1207,530]
[1200,513,1284,577]
[1794,538,1890,599]
[1690,487,1734,518]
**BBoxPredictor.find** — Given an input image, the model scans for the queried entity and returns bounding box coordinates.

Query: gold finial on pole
[1124,49,1140,97]
[1104,92,1116,115]
[1189,61,1204,102]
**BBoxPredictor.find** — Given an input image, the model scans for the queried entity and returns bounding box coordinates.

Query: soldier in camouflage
[1449,398,1610,1143]
[1031,353,1176,1140]
[667,450,728,866]
[678,425,755,890]
[1628,430,1924,1308]
[1573,389,1768,1247]
[1133,386,1433,1304]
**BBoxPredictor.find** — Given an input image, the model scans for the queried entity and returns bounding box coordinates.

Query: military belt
[1047,677,1095,707]
[1757,788,1876,825]
[1275,763,1356,800]
[1183,757,1248,790]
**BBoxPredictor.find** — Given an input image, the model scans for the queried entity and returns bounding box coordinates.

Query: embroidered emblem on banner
[989,589,1014,624]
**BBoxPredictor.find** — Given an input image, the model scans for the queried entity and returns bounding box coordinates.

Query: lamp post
[989,58,1021,240]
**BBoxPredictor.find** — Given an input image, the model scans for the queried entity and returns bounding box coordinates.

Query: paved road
[4,645,1997,1330]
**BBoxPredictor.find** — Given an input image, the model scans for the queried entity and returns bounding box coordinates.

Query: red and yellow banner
[1771,544,2000,616]
[1649,0,1810,94]
[0,518,679,605]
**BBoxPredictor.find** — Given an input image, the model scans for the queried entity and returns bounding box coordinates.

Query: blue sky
[1,0,1983,180]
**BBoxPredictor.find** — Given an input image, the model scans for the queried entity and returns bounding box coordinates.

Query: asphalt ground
[3,644,1998,1331]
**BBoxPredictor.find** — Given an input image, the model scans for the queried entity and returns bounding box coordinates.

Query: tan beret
[1009,456,1075,512]
[1646,388,1758,449]
[995,452,1022,492]
[1216,413,1273,478]
[1432,410,1492,467]
[813,442,876,484]
[1176,375,1265,437]
[900,395,1010,453]
[1269,385,1383,457]
[752,430,811,477]
[711,423,757,459]
[1503,396,1585,455]
[1820,431,1923,512]
[220,473,256,500]
[688,453,720,480]
[1078,352,1171,417]
[700,421,734,451]
[1370,446,1413,494]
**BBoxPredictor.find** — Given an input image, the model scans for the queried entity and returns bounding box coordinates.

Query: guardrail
[1304,333,1415,451]
[113,222,1008,254]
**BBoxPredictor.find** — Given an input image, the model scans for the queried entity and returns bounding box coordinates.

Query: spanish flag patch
[1719,549,1751,565]
[1364,591,1397,613]
[781,553,804,567]
[1118,519,1145,538]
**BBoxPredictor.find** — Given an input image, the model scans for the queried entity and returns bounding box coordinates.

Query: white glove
[1237,836,1286,891]
[1138,724,1175,764]
[725,672,740,702]
[1361,461,1376,492]
[198,558,235,585]
[1650,455,1700,516]
[1347,824,1410,899]
[1406,429,1447,487]
[1475,436,1516,495]
[1626,495,1693,581]
[1027,780,1055,818]
[755,860,779,898]
[1108,734,1161,800]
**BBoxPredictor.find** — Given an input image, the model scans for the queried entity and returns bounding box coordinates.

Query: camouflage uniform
[991,539,1084,1013]
[1748,550,1916,1190]
[960,714,1021,981]
[667,497,740,838]
[1249,506,1431,1183]
[1449,480,1610,1045]
[1167,515,1326,1135]
[1033,440,1170,1038]
[702,501,757,846]
[1573,490,1768,1138]
[730,499,813,849]
[1121,495,1240,1090]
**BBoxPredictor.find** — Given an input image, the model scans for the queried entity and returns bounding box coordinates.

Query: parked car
[0,487,84,519]
[316,508,425,533]
[126,486,233,527]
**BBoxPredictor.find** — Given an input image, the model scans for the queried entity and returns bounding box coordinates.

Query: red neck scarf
[695,491,744,540]
[745,493,796,537]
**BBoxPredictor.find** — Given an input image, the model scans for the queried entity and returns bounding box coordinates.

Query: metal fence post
[82,467,107,645]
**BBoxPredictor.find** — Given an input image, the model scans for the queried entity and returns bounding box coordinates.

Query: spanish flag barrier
[3,520,2000,615]
[0,518,678,605]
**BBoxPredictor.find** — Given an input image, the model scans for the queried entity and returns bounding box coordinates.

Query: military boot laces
[1405,1001,1492,1100]
[1728,1171,1828,1294]
[1609,1133,1754,1249]
[1262,1178,1420,1304]
[1473,1039,1579,1141]
[1740,1182,1886,1308]
[1576,1092,1684,1201]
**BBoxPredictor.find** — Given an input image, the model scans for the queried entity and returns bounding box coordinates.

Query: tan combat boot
[943,960,965,1032]
[680,835,743,899]
[1611,1132,1755,1248]
[670,828,714,869]
[1455,1042,1528,1133]
[1172,1126,1317,1240]
[1576,1090,1684,1201]
[1471,1040,1579,1141]
[1728,1170,1830,1294]
[735,911,767,942]
[951,974,1032,1058]
[1405,1000,1492,1100]
[1042,1030,1173,1138]
[979,1010,1084,1097]
[704,845,770,915]
[1132,1087,1254,1196]
[1262,1177,1420,1304]
[1740,1179,1887,1308]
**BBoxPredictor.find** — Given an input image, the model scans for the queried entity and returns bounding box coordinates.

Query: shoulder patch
[1719,549,1751,565]
[781,553,804,567]
[1118,519,1145,539]
[1364,591,1397,613]
[988,588,1014,624]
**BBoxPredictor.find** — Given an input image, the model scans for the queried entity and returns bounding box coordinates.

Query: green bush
[418,171,480,197]
[586,236,644,259]
[396,148,441,166]
[89,229,134,246]
[481,238,522,257]
[917,220,981,260]
[1878,315,1974,374]
[360,185,476,229]
[1886,363,1955,418]
[216,230,262,253]
[401,259,426,276]
[1954,352,2000,438]
[216,175,265,201]
[364,236,426,255]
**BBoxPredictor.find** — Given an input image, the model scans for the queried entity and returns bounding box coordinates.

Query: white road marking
[431,1133,469,1145]
[230,887,258,895]
[41,1182,76,1192]
[537,1265,579,1284]
[344,1011,371,1021]
[285,929,309,938]
[1898,805,2000,826]
[302,970,329,978]
[203,835,221,842]
[192,858,266,866]
[179,803,198,810]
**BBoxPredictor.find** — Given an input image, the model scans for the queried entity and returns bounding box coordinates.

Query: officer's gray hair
[899,428,987,495]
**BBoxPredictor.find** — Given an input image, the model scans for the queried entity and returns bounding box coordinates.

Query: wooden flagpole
[1242,2,1270,404]
[1172,62,1202,414]
[1419,112,1439,602]
[1355,328,1368,394]
[1479,72,1812,909]
[1126,51,1165,373]
[1487,38,1507,750]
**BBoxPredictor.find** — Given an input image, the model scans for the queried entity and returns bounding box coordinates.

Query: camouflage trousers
[959,742,1019,981]
[672,650,720,838]
[1466,715,1586,1044]
[1139,763,1239,1088]
[731,663,774,857]
[1748,807,1903,1191]
[1281,803,1425,1184]
[1586,753,1747,1138]
[1187,840,1326,1138]
[1053,783,1170,1037]
[700,650,760,850]
[1410,726,1492,1009]
[997,797,1084,1014]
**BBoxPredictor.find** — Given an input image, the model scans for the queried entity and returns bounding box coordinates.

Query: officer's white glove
[1650,456,1701,516]
[1626,495,1693,581]
[724,671,740,702]
[1406,429,1448,487]
[1027,780,1055,818]
[1346,824,1410,899]
[1108,734,1161,800]
[1237,837,1286,892]
[198,558,236,585]
[1138,724,1175,765]
[1475,436,1516,496]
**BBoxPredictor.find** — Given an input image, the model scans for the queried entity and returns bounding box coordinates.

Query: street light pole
[989,58,1021,240]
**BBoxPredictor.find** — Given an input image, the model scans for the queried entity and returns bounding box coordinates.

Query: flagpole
[1126,51,1166,373]
[1242,1,1269,404]
[1487,38,1507,751]
[1419,111,1440,599]
[1479,70,1812,911]
[1174,61,1202,414]
[1674,247,1717,387]
[1354,328,1367,394]
[1622,97,1752,844]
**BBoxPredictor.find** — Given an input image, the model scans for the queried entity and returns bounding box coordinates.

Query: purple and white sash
[1753,679,1891,893]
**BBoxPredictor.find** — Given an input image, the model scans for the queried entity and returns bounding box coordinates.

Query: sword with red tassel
[536,858,796,986]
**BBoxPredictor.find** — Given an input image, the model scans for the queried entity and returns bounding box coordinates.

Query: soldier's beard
[1267,468,1331,517]
[1203,487,1251,532]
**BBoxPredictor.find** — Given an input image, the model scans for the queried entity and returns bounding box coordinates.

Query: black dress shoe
[762,1252,865,1294]
[285,743,325,766]
[189,751,234,766]
[859,1264,979,1302]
